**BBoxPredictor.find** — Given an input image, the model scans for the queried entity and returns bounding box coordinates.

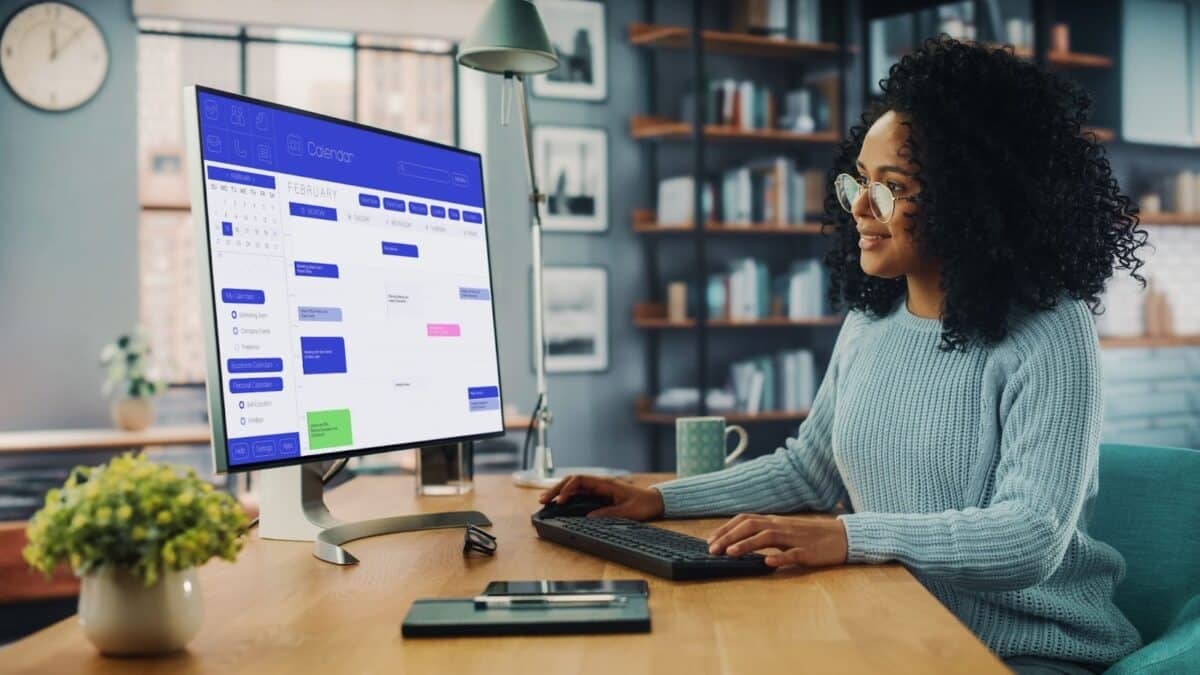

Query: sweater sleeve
[651,314,860,518]
[838,310,1102,591]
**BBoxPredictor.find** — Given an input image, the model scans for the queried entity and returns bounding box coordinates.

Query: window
[136,22,456,383]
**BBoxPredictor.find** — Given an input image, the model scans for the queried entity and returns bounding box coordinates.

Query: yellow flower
[23,452,248,586]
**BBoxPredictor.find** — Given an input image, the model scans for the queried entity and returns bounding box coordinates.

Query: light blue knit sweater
[654,298,1142,665]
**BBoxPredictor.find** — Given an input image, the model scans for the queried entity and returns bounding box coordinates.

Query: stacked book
[730,0,822,42]
[706,258,827,321]
[656,160,825,226]
[730,349,817,414]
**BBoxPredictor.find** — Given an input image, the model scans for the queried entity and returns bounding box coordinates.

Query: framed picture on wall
[532,0,607,101]
[537,266,609,373]
[533,125,608,232]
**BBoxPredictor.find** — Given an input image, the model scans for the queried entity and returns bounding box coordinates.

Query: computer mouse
[534,494,613,519]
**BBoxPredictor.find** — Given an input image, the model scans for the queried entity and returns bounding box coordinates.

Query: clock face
[1,2,109,111]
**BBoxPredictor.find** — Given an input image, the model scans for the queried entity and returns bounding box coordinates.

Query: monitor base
[257,463,491,565]
[512,466,630,489]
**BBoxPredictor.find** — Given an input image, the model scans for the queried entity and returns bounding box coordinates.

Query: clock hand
[50,27,58,60]
[54,26,88,60]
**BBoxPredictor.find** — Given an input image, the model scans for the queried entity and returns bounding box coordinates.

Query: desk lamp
[458,0,628,488]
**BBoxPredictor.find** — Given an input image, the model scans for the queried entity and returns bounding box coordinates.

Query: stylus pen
[472,594,627,609]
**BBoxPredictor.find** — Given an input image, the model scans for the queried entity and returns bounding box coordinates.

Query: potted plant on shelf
[23,453,248,655]
[100,330,165,431]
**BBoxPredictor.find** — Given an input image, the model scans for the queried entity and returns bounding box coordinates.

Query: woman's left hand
[706,514,849,568]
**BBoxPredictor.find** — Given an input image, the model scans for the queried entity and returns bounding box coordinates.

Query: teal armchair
[1091,443,1200,675]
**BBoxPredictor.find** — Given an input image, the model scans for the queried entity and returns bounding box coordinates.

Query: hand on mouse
[706,514,848,568]
[538,475,665,521]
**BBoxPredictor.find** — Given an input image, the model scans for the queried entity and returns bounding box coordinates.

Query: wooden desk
[1,474,1006,674]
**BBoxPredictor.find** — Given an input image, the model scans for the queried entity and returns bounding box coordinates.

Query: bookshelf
[1138,212,1200,226]
[630,115,841,143]
[1099,335,1200,349]
[630,2,849,468]
[972,45,1113,69]
[1047,50,1114,69]
[1083,126,1115,143]
[631,208,825,236]
[633,302,842,330]
[628,22,841,60]
[635,397,809,425]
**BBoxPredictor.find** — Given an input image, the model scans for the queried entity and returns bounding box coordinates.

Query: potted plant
[100,330,165,431]
[23,453,248,655]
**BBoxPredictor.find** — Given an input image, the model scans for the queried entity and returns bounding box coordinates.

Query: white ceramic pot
[110,398,154,431]
[78,566,203,655]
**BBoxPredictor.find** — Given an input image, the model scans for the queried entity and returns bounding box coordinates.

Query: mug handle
[724,425,748,465]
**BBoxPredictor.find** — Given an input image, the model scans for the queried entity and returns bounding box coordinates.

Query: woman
[541,37,1147,674]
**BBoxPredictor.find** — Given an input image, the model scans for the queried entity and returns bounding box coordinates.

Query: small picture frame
[533,125,608,233]
[532,0,607,101]
[536,265,609,373]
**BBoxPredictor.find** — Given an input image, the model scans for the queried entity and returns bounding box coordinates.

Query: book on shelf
[652,388,737,416]
[705,257,827,321]
[681,75,831,133]
[656,159,823,228]
[648,348,816,418]
[730,0,821,42]
[721,158,822,224]
[656,175,715,225]
[731,348,816,414]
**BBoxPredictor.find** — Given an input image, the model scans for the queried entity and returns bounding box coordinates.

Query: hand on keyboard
[706,514,849,568]
[539,475,665,521]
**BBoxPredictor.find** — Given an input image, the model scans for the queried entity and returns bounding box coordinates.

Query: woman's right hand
[538,475,665,521]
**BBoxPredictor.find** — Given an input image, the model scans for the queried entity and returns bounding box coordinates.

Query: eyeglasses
[463,523,497,557]
[834,173,917,223]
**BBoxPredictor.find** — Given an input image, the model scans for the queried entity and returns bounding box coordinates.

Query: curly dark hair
[823,35,1148,350]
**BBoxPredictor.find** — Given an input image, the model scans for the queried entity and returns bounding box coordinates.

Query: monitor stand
[257,462,491,565]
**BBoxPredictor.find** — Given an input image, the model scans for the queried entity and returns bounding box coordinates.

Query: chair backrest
[1091,443,1200,643]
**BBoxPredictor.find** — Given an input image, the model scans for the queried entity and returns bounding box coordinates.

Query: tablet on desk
[401,597,651,637]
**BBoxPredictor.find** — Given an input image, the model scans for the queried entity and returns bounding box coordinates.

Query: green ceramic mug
[675,417,749,478]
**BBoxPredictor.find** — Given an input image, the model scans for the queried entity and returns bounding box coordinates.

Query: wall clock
[1,2,109,111]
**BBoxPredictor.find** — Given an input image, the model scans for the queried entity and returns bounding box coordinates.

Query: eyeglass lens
[835,173,897,222]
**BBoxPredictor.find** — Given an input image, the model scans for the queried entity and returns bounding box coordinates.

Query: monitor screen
[188,86,504,472]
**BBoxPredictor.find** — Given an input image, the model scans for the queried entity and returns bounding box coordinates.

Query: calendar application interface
[195,89,503,468]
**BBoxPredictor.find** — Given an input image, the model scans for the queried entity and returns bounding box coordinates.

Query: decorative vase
[110,398,154,431]
[78,566,203,655]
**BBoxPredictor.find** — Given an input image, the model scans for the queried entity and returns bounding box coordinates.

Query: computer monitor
[183,86,503,559]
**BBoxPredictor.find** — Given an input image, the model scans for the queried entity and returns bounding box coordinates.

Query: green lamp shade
[457,0,560,75]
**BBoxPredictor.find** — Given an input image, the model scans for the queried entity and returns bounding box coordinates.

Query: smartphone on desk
[484,580,649,597]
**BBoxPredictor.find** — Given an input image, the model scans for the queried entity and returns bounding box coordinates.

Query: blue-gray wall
[0,0,139,430]
[484,0,653,472]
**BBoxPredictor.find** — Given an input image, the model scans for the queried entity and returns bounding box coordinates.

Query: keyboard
[531,516,773,581]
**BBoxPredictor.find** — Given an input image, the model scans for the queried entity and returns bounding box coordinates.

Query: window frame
[137,23,460,386]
